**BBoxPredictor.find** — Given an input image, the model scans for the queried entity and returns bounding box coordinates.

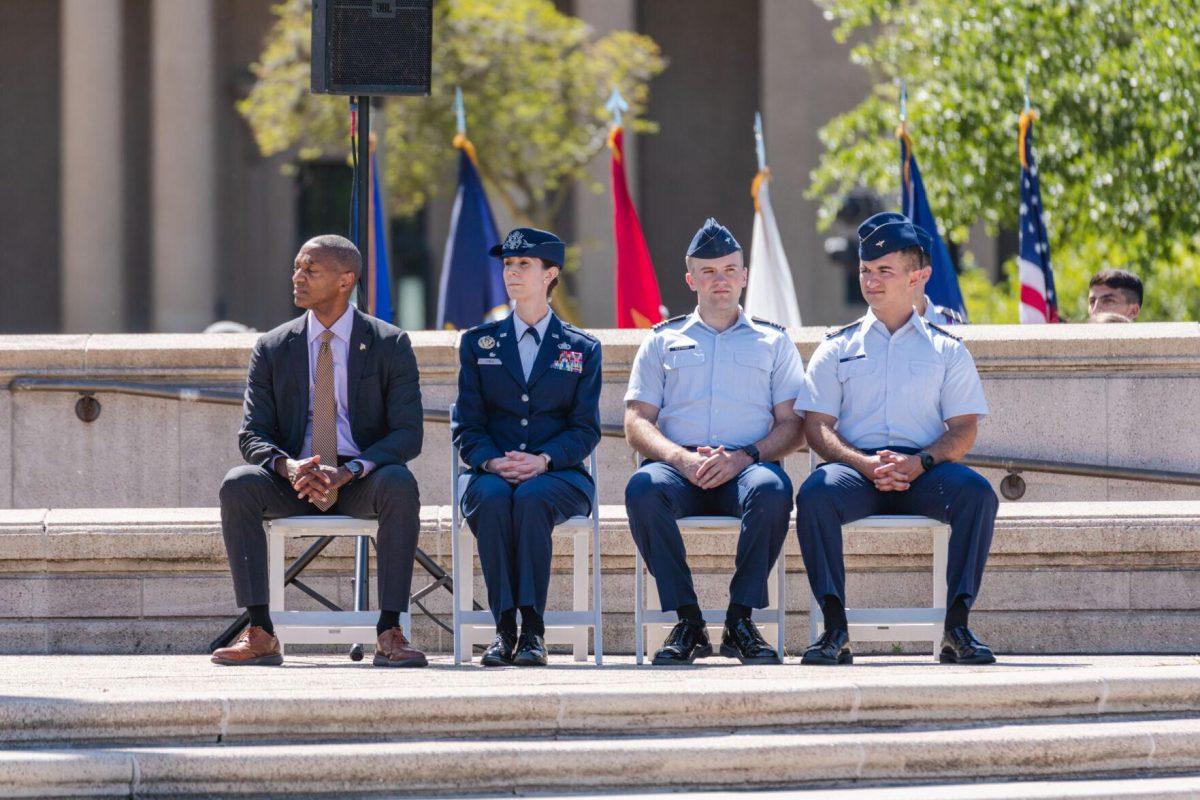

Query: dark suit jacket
[451,313,601,499]
[238,308,423,470]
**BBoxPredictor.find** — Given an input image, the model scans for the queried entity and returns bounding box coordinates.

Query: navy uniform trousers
[462,471,590,622]
[625,461,793,612]
[797,455,997,610]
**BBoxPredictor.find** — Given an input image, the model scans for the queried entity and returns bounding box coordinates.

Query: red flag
[609,126,665,328]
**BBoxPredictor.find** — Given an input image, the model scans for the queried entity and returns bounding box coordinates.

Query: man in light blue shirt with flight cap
[795,212,998,667]
[624,218,807,666]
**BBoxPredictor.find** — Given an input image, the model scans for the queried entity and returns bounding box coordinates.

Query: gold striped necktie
[311,330,338,511]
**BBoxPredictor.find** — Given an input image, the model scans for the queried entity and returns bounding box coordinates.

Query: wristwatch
[740,444,761,463]
[344,460,364,482]
[917,451,935,472]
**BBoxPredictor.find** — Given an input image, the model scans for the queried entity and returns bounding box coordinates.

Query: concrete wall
[1,323,1197,510]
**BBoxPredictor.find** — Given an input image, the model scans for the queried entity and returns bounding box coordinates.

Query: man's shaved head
[301,235,362,277]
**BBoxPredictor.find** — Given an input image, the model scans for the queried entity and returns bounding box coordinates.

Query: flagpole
[354,96,370,310]
[754,112,767,172]
[367,131,377,316]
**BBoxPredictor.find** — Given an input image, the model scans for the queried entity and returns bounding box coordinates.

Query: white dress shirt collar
[306,305,355,344]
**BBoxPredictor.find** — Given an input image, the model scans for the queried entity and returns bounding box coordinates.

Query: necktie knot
[320,330,334,345]
[523,327,541,345]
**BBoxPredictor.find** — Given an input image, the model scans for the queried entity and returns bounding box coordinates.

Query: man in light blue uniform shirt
[624,218,807,665]
[795,212,998,666]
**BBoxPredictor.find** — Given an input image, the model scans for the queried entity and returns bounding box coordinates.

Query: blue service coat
[451,313,602,501]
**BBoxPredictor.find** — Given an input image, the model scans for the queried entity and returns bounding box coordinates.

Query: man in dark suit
[212,235,425,668]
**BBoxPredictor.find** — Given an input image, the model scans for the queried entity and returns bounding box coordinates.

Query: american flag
[1018,109,1060,323]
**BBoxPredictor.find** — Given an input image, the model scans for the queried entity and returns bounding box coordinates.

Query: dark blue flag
[899,129,968,320]
[370,151,394,324]
[1017,110,1060,323]
[436,140,508,329]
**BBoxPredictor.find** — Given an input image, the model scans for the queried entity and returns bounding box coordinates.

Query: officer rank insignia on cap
[686,217,742,259]
[857,211,923,260]
[478,335,497,350]
[502,230,528,251]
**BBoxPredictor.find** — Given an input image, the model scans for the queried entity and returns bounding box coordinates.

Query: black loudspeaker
[311,0,432,96]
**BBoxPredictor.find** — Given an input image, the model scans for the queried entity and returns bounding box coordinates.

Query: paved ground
[4,654,1198,700]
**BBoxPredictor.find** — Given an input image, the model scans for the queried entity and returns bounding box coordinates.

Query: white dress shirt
[299,306,373,473]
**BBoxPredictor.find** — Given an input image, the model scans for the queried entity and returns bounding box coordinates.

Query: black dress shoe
[940,626,996,665]
[801,628,853,665]
[512,630,548,666]
[480,631,517,667]
[719,617,781,664]
[651,620,712,665]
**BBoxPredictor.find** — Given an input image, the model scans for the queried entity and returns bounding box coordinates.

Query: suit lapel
[286,314,310,437]
[496,315,527,389]
[347,309,372,426]
[526,315,563,388]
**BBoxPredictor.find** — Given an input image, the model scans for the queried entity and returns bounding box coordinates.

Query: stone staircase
[1,654,1199,797]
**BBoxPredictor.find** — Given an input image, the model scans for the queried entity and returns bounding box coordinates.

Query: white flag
[745,172,802,327]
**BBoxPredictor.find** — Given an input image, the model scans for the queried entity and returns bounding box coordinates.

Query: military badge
[551,350,583,373]
[478,335,497,350]
[503,230,528,251]
[558,342,571,350]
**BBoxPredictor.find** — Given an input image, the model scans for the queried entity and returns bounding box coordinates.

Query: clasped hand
[865,450,924,492]
[485,451,549,485]
[281,455,351,505]
[679,445,752,490]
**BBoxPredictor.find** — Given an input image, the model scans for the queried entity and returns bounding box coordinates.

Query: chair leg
[573,529,587,662]
[809,593,821,645]
[776,557,786,661]
[451,518,463,665]
[933,526,950,659]
[592,517,603,666]
[634,550,644,665]
[267,525,285,657]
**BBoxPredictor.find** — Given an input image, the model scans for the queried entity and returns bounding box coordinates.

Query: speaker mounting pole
[355,95,371,288]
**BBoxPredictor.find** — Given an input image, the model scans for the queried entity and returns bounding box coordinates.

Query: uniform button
[521,418,528,426]
[519,443,527,450]
[521,394,529,402]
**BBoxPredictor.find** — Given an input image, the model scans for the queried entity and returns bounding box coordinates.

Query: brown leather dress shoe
[211,626,283,666]
[374,627,428,667]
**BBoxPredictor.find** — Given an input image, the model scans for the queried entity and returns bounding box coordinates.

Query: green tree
[240,0,665,227]
[810,0,1200,322]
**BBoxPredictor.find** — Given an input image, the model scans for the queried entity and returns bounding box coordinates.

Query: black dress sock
[944,596,970,631]
[519,606,545,637]
[498,608,518,637]
[725,602,752,624]
[376,609,401,636]
[822,595,848,633]
[677,603,704,624]
[247,604,274,636]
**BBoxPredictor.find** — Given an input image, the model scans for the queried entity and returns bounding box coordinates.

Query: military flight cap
[489,227,565,265]
[858,211,923,260]
[686,217,741,259]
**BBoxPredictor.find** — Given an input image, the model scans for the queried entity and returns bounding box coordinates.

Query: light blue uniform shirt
[625,306,809,448]
[795,308,988,451]
[512,309,553,381]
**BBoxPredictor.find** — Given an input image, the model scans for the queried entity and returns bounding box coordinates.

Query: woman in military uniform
[451,228,602,666]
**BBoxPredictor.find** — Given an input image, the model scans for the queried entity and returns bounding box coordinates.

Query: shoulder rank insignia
[935,305,966,325]
[824,318,863,339]
[927,322,963,342]
[751,316,787,332]
[561,322,598,342]
[652,314,688,331]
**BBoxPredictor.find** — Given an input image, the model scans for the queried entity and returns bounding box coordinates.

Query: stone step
[4,716,1200,798]
[3,655,1199,747]
[2,502,1200,653]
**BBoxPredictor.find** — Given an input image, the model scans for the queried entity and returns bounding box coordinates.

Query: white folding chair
[450,413,603,665]
[266,516,411,655]
[634,516,787,665]
[805,453,950,658]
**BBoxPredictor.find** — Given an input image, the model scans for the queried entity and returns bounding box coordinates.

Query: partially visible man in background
[1088,269,1142,322]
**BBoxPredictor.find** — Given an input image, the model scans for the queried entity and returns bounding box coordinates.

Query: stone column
[570,0,636,328]
[60,0,124,332]
[151,0,216,332]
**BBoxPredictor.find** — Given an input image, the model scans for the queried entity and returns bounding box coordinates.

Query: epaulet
[928,321,963,342]
[464,319,502,335]
[824,318,862,339]
[652,314,688,331]
[935,305,966,325]
[561,322,597,342]
[750,316,787,332]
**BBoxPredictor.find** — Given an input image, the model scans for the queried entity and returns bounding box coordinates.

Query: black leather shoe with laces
[651,619,712,665]
[512,630,548,666]
[800,628,853,665]
[719,617,781,664]
[939,626,996,664]
[480,630,517,667]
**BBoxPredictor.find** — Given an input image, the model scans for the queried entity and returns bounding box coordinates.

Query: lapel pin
[359,343,366,350]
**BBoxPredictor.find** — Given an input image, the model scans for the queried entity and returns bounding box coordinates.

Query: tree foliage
[810,0,1200,321]
[240,0,665,227]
